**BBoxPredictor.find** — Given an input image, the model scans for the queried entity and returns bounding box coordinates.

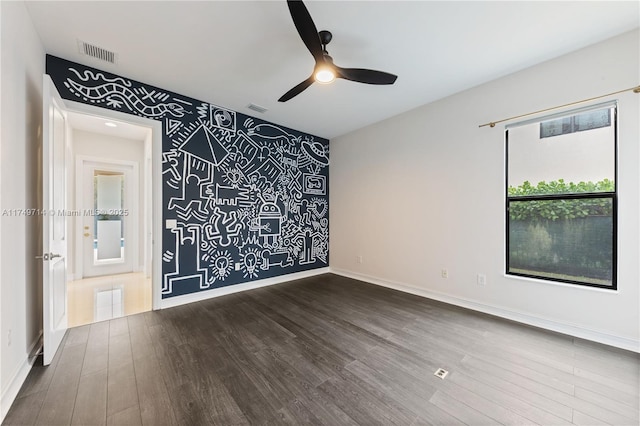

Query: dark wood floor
[4,273,639,425]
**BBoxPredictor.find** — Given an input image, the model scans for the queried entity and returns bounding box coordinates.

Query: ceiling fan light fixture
[314,67,335,84]
[279,0,397,101]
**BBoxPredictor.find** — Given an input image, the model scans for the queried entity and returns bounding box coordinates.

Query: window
[540,108,611,138]
[506,104,616,289]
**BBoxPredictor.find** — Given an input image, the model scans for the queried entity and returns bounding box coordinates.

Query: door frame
[42,75,70,365]
[64,100,163,310]
[75,157,139,278]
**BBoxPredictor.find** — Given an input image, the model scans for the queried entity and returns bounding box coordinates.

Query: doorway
[63,102,161,328]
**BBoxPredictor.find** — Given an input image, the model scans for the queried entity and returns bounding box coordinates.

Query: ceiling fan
[278,0,398,102]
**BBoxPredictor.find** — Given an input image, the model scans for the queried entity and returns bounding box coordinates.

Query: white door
[42,75,68,365]
[80,161,136,277]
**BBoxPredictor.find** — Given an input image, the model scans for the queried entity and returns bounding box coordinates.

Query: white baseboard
[1,333,43,423]
[330,267,640,353]
[160,267,330,309]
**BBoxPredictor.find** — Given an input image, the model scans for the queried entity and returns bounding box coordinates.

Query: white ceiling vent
[77,40,118,64]
[247,103,268,114]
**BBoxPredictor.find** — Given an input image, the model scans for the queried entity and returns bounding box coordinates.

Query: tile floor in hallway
[67,272,152,327]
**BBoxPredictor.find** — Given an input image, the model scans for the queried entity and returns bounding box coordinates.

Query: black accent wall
[47,55,329,298]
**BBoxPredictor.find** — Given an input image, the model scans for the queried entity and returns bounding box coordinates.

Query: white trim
[504,272,619,294]
[160,268,330,309]
[0,333,42,423]
[330,267,640,353]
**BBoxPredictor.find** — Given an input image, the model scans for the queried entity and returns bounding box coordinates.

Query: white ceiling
[67,110,150,141]
[26,1,639,139]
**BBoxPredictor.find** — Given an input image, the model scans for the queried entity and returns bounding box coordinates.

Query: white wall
[69,129,146,278]
[330,30,640,351]
[0,0,45,419]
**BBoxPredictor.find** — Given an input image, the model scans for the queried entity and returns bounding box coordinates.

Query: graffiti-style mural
[47,55,329,298]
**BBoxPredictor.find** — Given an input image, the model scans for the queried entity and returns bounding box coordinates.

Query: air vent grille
[247,103,268,113]
[78,40,117,64]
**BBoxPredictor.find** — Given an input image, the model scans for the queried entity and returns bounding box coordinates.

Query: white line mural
[48,55,329,298]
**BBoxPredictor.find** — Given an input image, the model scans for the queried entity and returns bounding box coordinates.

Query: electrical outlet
[477,274,487,286]
[441,269,448,279]
[357,255,363,264]
[434,368,449,379]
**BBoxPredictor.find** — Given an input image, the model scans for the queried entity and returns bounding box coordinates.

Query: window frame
[505,104,618,290]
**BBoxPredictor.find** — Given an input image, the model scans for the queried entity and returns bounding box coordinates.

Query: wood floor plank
[71,369,107,425]
[410,403,467,426]
[386,329,468,370]
[7,274,639,426]
[574,386,639,421]
[345,359,432,418]
[469,336,639,406]
[126,312,147,330]
[13,357,59,399]
[35,343,86,426]
[572,338,640,363]
[166,381,215,426]
[108,331,133,370]
[197,342,283,424]
[429,390,501,426]
[64,324,90,347]
[572,410,613,426]
[459,356,574,421]
[573,366,639,395]
[177,343,249,425]
[131,355,179,426]
[277,397,324,425]
[109,317,130,337]
[106,405,142,426]
[469,350,576,395]
[260,337,330,386]
[434,375,536,425]
[2,390,47,426]
[477,336,640,407]
[146,324,192,388]
[318,376,417,425]
[463,355,636,425]
[287,391,358,426]
[448,370,572,425]
[107,359,139,417]
[572,352,640,388]
[82,321,110,376]
[128,320,155,362]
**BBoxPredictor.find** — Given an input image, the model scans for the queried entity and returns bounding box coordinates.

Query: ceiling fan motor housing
[319,30,333,46]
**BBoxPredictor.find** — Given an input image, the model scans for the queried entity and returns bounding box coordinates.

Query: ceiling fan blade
[287,0,324,63]
[278,76,315,102]
[335,66,398,85]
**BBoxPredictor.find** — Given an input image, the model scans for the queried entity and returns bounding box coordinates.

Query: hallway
[67,273,152,328]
